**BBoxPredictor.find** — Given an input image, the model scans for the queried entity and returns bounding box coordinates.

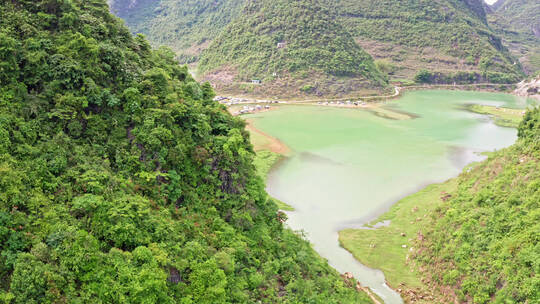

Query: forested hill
[335,0,523,83]
[107,0,157,31]
[108,0,245,64]
[486,0,540,75]
[492,0,540,38]
[197,0,387,97]
[108,0,525,88]
[0,1,372,302]
[415,107,540,303]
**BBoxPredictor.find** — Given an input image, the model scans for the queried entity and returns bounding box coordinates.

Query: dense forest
[108,0,245,64]
[0,0,373,302]
[415,108,540,303]
[197,0,386,88]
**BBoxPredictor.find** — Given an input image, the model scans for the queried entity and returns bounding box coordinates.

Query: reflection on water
[298,151,346,166]
[447,146,486,169]
[250,90,528,303]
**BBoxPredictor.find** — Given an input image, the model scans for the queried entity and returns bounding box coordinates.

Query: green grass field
[338,179,458,300]
[467,104,525,128]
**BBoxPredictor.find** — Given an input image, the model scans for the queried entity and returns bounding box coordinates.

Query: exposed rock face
[514,76,540,101]
[483,2,494,14]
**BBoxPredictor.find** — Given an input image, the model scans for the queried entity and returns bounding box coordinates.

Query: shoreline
[338,179,459,303]
[246,116,389,300]
[245,119,290,155]
[223,84,538,119]
[246,119,295,212]
[243,89,528,303]
[218,82,520,106]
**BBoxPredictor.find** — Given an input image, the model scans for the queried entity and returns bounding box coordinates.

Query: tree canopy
[0,1,371,302]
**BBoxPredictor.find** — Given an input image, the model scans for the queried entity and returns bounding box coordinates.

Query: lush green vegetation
[108,0,527,91]
[487,0,540,75]
[252,151,294,211]
[340,106,540,303]
[339,180,459,303]
[413,69,518,84]
[414,107,540,303]
[109,0,245,63]
[335,0,523,82]
[0,1,372,302]
[490,0,539,39]
[198,0,386,85]
[467,104,525,127]
[253,151,281,182]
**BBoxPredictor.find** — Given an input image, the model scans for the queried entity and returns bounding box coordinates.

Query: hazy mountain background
[107,0,534,97]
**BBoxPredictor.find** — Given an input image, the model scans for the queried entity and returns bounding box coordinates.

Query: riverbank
[245,119,290,154]
[466,104,525,128]
[246,119,295,211]
[339,179,459,303]
[244,90,525,303]
[218,82,517,108]
[339,111,540,303]
[336,97,531,302]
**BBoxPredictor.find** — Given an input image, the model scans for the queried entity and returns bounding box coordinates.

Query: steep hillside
[108,0,525,89]
[493,0,540,38]
[108,0,159,33]
[414,107,540,303]
[335,0,523,83]
[0,0,372,302]
[198,0,387,98]
[487,0,540,75]
[340,106,540,303]
[108,0,244,63]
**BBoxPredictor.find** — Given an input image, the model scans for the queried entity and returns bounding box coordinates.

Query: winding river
[247,90,535,303]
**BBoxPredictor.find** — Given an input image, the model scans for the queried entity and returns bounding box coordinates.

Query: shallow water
[247,90,535,303]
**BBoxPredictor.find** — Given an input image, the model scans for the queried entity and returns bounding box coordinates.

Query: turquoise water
[247,90,534,303]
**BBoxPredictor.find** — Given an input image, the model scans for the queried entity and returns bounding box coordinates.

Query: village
[213,96,283,115]
[214,95,372,116]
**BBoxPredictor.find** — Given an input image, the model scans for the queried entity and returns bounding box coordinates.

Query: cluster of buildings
[235,105,271,115]
[213,96,282,106]
[213,96,281,115]
[317,100,367,107]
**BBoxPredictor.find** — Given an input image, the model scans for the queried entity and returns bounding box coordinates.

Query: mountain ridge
[109,0,525,95]
[196,0,387,98]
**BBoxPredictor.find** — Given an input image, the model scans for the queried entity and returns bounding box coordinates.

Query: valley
[105,1,539,302]
[0,0,537,303]
[245,90,537,303]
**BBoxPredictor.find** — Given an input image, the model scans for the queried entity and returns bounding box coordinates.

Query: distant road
[218,83,517,107]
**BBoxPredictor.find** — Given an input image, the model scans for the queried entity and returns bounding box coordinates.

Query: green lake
[247,90,536,303]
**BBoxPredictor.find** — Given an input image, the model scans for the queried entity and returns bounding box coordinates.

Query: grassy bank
[252,151,294,211]
[247,122,295,211]
[466,104,525,127]
[339,179,459,303]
